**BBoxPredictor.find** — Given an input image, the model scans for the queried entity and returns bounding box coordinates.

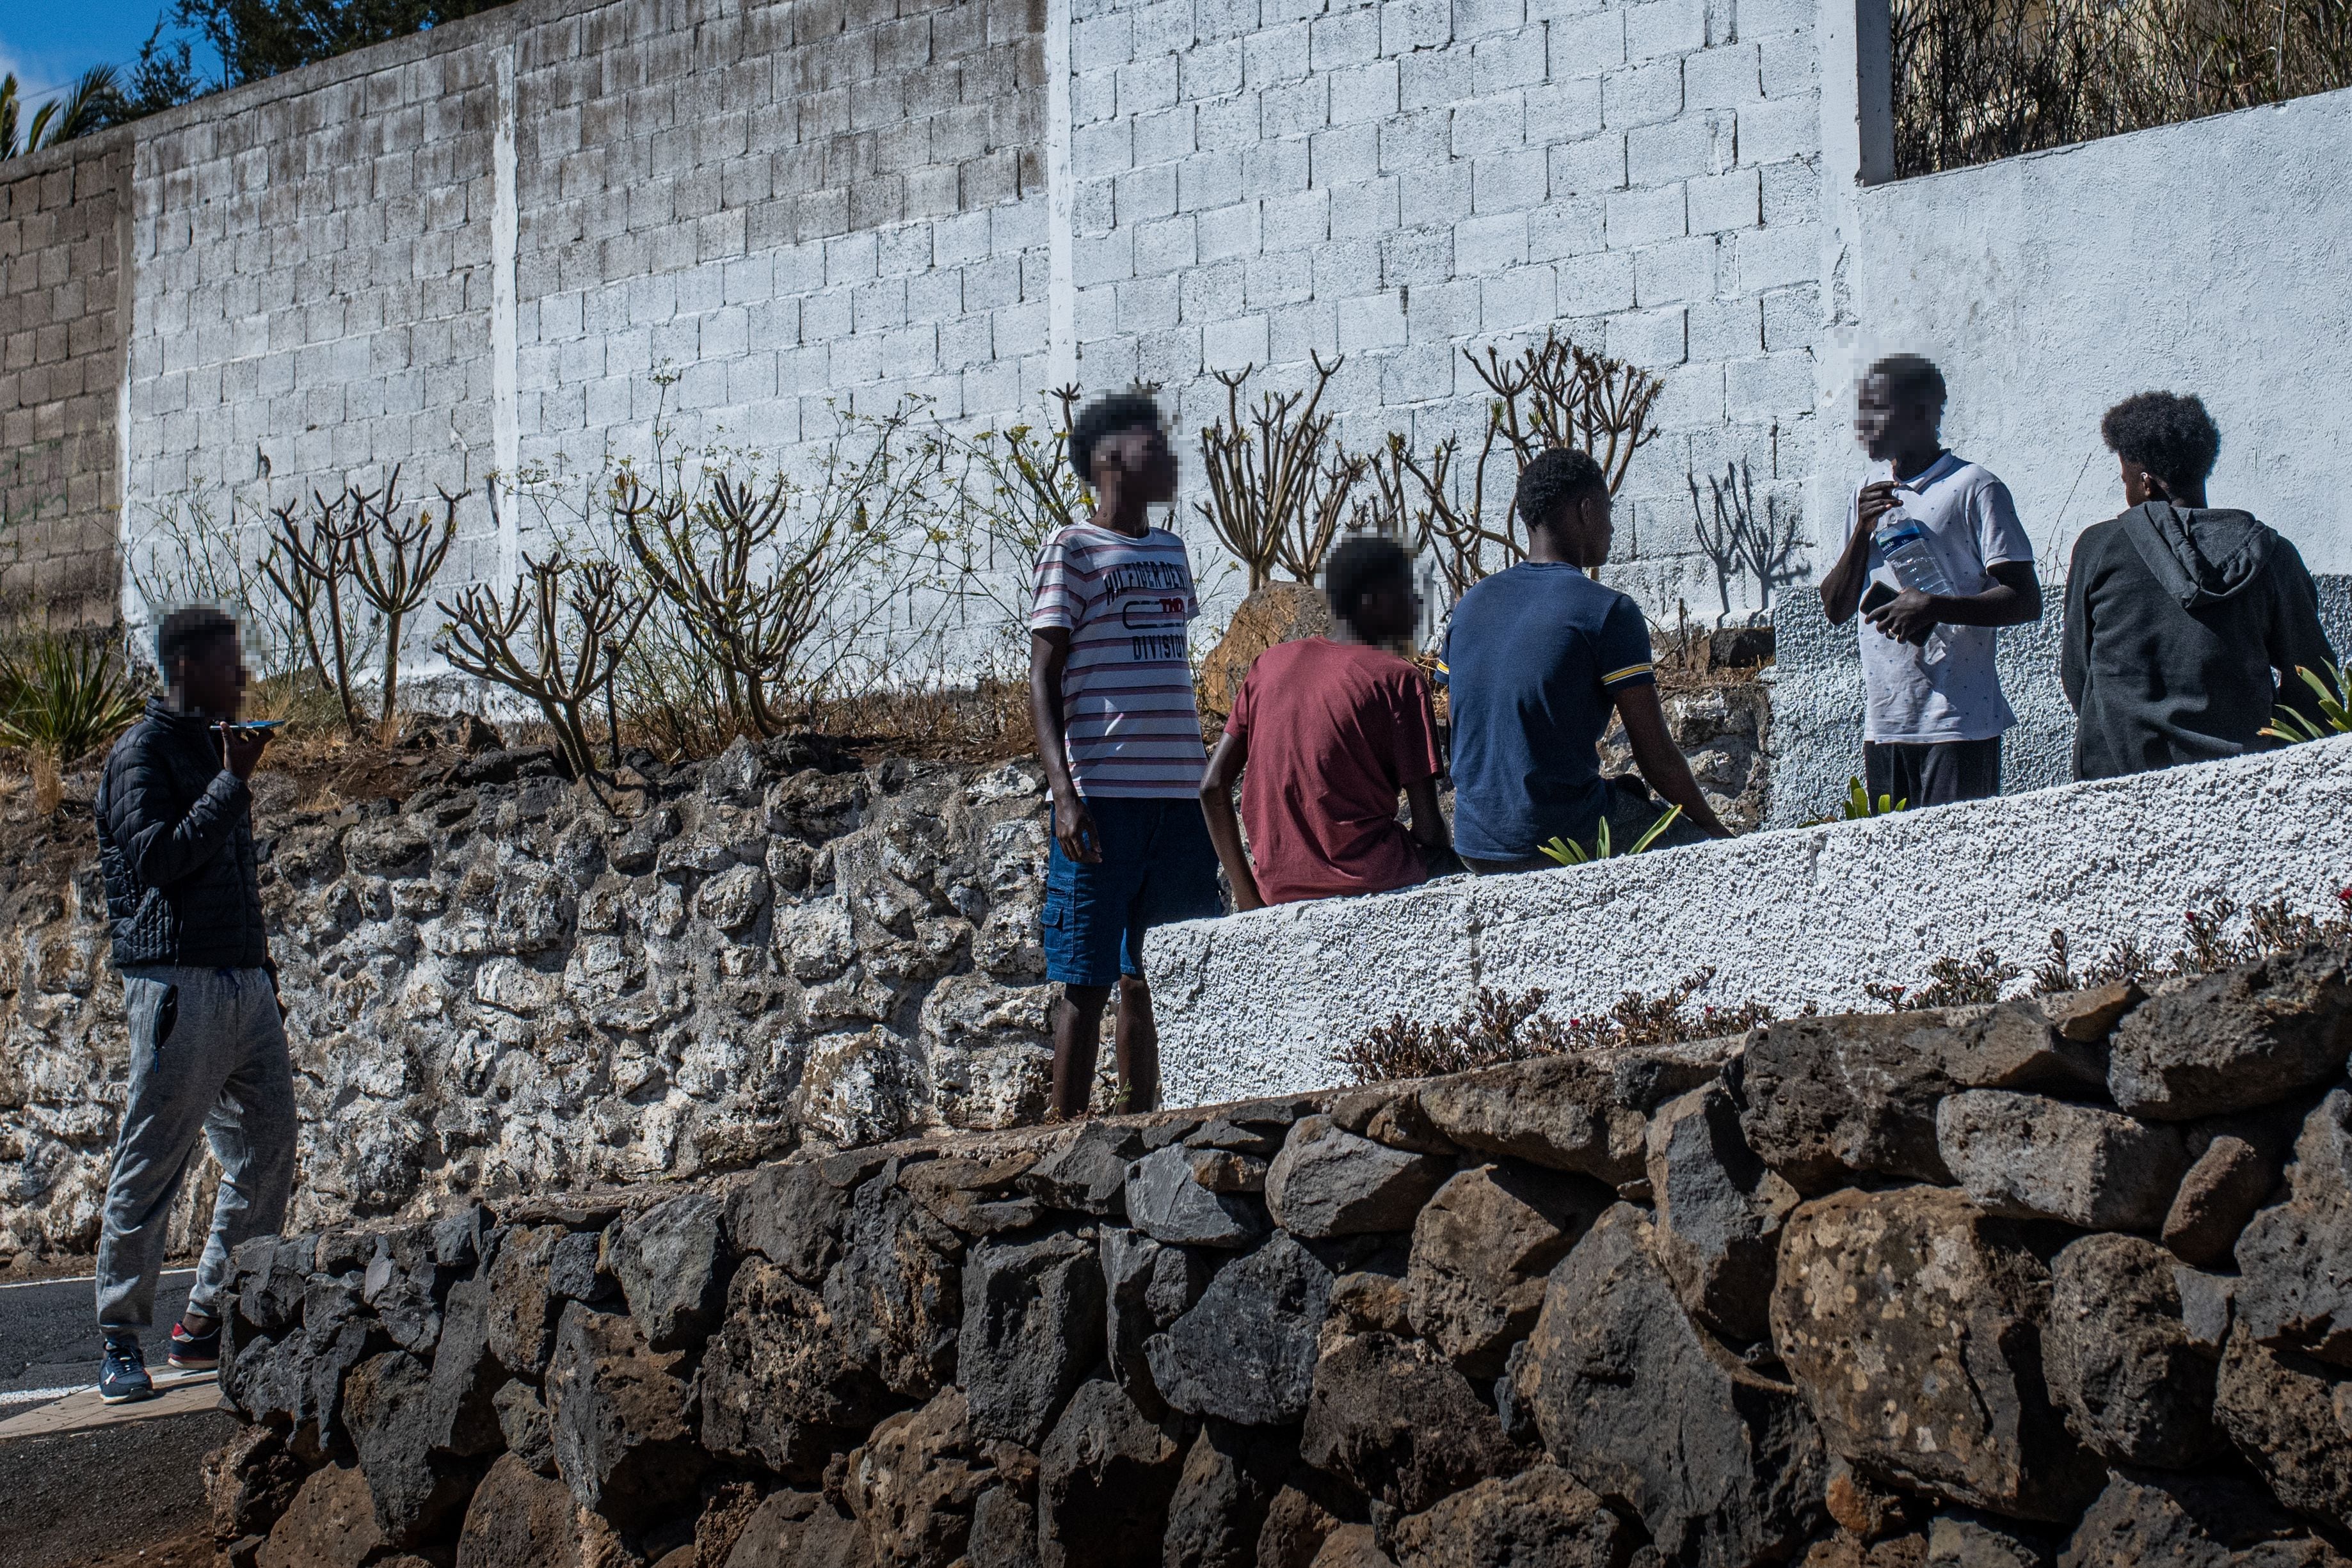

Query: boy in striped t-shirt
[1028,392,1222,1118]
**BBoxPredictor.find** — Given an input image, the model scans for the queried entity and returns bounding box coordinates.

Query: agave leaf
[1627,803,1684,856]
[1594,817,1613,859]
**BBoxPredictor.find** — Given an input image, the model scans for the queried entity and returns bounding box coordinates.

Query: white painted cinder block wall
[109,0,1828,637]
[91,0,2352,708]
[1146,734,2352,1106]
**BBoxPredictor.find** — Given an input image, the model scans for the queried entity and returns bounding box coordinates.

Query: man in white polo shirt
[1818,355,2044,806]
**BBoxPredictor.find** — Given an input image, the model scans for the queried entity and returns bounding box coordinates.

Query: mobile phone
[1858,580,1898,616]
[218,719,288,732]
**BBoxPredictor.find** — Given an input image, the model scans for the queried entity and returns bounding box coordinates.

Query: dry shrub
[1336,969,1779,1084]
[2034,891,2352,992]
[1894,0,2352,175]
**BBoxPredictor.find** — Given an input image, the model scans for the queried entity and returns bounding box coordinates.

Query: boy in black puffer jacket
[90,605,292,1404]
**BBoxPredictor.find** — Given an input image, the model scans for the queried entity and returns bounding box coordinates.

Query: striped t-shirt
[1029,522,1207,799]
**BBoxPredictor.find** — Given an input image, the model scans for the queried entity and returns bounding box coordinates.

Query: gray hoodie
[2062,502,2336,780]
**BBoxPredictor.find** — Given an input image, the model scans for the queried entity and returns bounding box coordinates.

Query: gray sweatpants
[96,966,297,1335]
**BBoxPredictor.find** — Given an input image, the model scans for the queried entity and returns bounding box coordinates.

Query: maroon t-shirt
[1226,637,1445,904]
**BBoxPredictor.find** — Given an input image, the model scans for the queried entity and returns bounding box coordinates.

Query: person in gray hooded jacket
[2063,392,2338,780]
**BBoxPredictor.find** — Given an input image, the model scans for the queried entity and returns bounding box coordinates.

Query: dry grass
[1340,890,2352,1082]
[1894,0,2352,175]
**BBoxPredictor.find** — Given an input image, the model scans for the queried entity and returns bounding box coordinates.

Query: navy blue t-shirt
[1439,562,1656,860]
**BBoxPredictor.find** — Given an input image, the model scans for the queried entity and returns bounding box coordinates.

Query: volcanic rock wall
[202,948,2352,1567]
[0,735,1059,1261]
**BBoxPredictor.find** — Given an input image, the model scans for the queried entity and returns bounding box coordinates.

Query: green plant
[1866,948,2022,1010]
[0,633,147,812]
[2260,662,2352,743]
[1537,803,1683,867]
[1,67,127,159]
[1830,777,1907,822]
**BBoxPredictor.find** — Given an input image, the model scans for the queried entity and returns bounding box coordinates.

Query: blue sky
[1,1,219,109]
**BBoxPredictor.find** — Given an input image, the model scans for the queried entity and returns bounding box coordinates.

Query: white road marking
[0,1267,195,1293]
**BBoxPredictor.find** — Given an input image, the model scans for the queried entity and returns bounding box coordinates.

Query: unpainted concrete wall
[0,132,132,627]
[1145,733,2352,1105]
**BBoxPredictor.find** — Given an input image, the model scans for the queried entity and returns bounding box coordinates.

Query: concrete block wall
[0,133,132,627]
[1062,0,1828,616]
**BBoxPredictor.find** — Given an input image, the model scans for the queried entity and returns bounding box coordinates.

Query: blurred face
[1854,373,1940,463]
[1348,570,1421,644]
[1094,420,1178,506]
[176,631,247,718]
[1563,486,1614,570]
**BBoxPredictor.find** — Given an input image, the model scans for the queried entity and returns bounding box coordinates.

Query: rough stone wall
[200,954,2352,1567]
[1148,735,2352,1106]
[0,131,132,627]
[0,739,1059,1261]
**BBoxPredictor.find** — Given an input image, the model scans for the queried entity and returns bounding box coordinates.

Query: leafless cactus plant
[1196,355,1370,592]
[262,487,369,736]
[436,553,650,778]
[1377,331,1663,597]
[346,470,459,730]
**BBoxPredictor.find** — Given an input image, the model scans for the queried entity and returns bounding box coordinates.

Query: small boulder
[1418,1055,1651,1186]
[1126,1144,1270,1249]
[1771,1186,2100,1523]
[2107,949,2352,1120]
[2058,1468,2327,1567]
[1405,1164,1612,1377]
[1923,1509,2051,1567]
[1647,1082,1802,1342]
[486,1224,563,1377]
[1037,1378,1187,1568]
[727,1151,885,1282]
[2042,981,2144,1044]
[845,1387,992,1568]
[1738,1013,1962,1192]
[544,1302,707,1531]
[451,1452,577,1568]
[1300,1332,1521,1515]
[607,1192,728,1353]
[828,1166,966,1400]
[701,1258,891,1479]
[1386,1463,1630,1568]
[2044,1233,2221,1466]
[1023,1122,1148,1215]
[1101,1224,1208,1413]
[959,1228,1105,1448]
[492,1380,556,1477]
[342,1350,490,1548]
[2233,1088,2352,1368]
[1523,1204,1825,1564]
[1265,1116,1451,1238]
[968,1485,1040,1568]
[723,1489,870,1568]
[1163,1420,1297,1568]
[2214,1322,2352,1532]
[2166,1135,2278,1267]
[206,1425,306,1546]
[257,1463,387,1568]
[1942,999,2109,1092]
[1935,1090,2188,1231]
[1148,1231,1336,1426]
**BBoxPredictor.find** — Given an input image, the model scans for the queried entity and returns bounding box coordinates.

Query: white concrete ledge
[1146,737,2352,1107]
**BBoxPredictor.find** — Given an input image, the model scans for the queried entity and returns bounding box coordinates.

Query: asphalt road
[0,1268,228,1568]
[1,1268,198,1402]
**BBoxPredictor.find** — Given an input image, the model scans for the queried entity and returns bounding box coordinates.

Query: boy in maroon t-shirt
[1197,537,1452,909]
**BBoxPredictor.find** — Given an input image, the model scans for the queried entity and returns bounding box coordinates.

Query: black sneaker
[168,1319,221,1371]
[99,1336,156,1404]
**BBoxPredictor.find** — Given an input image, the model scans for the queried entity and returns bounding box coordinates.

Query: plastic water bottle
[1874,515,1952,664]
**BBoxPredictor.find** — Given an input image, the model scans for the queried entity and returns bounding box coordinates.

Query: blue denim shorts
[1042,796,1224,987]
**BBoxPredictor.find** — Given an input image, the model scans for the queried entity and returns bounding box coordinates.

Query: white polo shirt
[1842,451,2034,744]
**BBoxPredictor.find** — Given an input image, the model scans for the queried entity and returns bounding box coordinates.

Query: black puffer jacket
[94,700,268,969]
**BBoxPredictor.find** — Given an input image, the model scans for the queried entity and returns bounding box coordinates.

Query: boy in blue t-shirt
[1441,448,1731,870]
